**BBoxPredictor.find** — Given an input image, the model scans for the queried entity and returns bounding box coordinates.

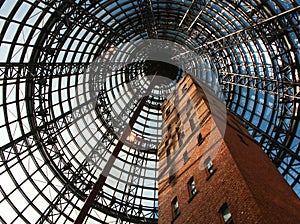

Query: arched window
[198,132,203,145]
[204,157,216,178]
[219,203,234,224]
[187,177,197,198]
[171,197,180,218]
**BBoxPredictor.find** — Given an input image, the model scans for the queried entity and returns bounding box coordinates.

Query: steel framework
[0,0,299,223]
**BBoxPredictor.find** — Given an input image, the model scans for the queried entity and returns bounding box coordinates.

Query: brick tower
[158,73,300,224]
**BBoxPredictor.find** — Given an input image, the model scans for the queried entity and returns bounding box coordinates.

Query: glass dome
[0,0,299,223]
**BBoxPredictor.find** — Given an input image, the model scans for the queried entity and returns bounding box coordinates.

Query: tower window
[219,203,234,224]
[204,157,216,178]
[183,151,189,163]
[207,160,214,174]
[189,119,195,131]
[198,133,203,145]
[172,197,180,218]
[166,148,170,164]
[169,167,176,183]
[179,132,185,146]
[187,177,197,198]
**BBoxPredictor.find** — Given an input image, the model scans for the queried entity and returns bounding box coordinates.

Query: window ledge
[171,212,180,224]
[206,168,217,181]
[197,138,204,146]
[225,218,234,224]
[188,191,198,203]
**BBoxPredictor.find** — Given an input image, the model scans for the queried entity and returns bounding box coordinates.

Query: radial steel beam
[198,5,300,51]
[75,75,157,223]
[219,71,300,99]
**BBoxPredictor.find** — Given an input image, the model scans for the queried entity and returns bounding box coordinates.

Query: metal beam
[197,5,300,51]
[75,75,157,223]
[0,63,88,79]
[137,0,158,38]
[219,71,300,99]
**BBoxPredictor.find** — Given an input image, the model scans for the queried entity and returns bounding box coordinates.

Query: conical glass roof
[0,1,299,223]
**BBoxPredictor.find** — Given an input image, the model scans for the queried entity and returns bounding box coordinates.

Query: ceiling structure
[0,0,299,223]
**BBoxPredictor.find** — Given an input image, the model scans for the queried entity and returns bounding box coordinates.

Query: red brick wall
[158,74,300,224]
[224,112,300,223]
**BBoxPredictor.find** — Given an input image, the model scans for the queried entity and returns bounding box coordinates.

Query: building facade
[158,74,300,224]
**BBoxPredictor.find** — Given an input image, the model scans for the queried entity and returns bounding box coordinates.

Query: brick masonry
[158,73,300,224]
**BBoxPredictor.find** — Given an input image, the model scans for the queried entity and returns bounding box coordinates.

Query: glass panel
[222,207,232,222]
[172,197,179,216]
